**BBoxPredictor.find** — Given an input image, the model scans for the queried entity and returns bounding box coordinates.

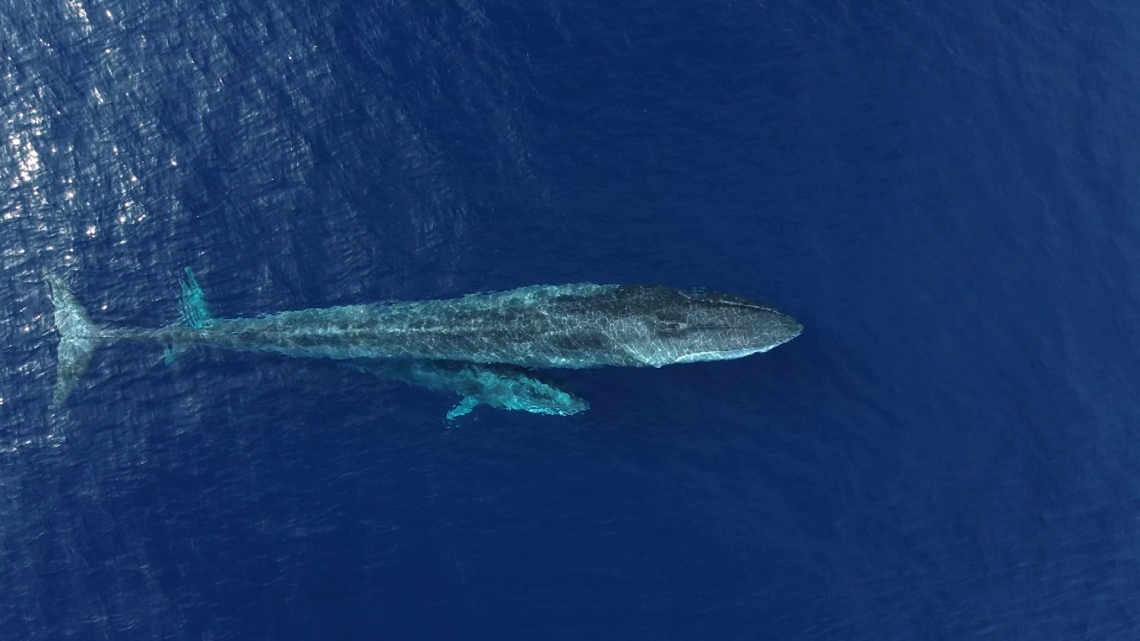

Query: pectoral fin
[446,396,479,420]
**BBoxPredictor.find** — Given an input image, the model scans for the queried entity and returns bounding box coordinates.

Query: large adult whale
[46,272,802,407]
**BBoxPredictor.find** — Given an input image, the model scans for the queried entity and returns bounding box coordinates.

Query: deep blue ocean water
[3,0,1140,639]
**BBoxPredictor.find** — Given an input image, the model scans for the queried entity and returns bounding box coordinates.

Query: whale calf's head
[638,287,802,366]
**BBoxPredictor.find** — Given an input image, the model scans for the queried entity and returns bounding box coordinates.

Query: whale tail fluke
[46,274,105,408]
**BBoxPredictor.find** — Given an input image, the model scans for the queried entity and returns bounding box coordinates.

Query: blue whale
[46,272,802,407]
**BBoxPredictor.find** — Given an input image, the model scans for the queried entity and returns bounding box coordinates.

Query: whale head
[633,287,802,366]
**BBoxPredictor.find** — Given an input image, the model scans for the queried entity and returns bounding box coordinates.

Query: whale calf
[46,272,802,407]
[355,360,588,420]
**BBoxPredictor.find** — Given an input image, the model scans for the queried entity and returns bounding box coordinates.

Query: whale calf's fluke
[47,272,802,409]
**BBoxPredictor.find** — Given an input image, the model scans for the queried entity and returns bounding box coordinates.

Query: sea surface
[2,1,1139,639]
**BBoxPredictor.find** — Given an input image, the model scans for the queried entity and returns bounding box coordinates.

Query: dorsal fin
[178,267,212,329]
[164,267,213,365]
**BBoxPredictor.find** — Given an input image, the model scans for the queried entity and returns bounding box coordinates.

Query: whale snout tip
[790,318,804,338]
[782,316,804,342]
[763,311,802,348]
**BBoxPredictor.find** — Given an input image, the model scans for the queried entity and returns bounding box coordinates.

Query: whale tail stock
[46,274,107,408]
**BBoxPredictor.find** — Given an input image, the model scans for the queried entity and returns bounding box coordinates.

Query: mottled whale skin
[47,274,802,406]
